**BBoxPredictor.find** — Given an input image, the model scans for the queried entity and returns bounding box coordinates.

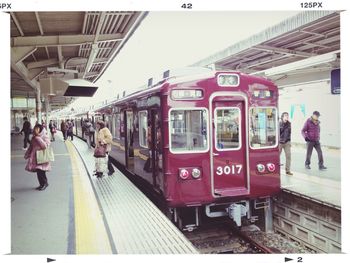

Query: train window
[169,109,208,153]
[249,107,278,149]
[139,111,148,148]
[215,108,241,150]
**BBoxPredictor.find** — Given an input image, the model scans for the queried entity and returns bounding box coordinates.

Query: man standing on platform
[279,112,293,176]
[301,111,327,170]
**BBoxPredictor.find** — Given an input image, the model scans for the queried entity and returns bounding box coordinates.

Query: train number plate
[216,164,242,176]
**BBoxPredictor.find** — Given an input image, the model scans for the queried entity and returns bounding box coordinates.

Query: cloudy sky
[69,11,300,111]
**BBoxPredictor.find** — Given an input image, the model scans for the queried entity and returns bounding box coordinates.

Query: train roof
[91,67,276,114]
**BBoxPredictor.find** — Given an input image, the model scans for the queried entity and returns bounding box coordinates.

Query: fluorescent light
[264,52,338,76]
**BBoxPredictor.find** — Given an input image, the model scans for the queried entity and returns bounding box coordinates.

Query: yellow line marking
[66,141,112,254]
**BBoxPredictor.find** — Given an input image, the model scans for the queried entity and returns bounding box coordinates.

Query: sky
[68,11,300,112]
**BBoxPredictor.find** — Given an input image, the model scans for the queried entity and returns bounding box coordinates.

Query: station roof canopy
[11,11,147,110]
[192,11,340,80]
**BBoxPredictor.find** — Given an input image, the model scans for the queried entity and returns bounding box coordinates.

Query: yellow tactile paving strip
[66,141,112,254]
[72,139,198,254]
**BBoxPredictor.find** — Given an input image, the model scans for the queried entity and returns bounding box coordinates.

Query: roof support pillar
[35,87,42,124]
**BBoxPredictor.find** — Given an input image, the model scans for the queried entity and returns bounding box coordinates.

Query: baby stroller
[93,144,107,178]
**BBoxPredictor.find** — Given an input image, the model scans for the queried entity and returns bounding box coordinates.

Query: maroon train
[74,68,280,230]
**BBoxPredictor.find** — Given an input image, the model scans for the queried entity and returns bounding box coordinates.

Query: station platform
[280,145,340,209]
[11,132,197,254]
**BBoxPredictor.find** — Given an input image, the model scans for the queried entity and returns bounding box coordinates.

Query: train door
[124,110,135,172]
[210,94,249,197]
[150,109,162,189]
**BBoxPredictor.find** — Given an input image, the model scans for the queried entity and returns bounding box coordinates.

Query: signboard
[331,68,340,94]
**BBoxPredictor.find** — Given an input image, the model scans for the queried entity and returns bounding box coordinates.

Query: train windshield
[249,107,277,149]
[215,108,241,150]
[170,109,208,153]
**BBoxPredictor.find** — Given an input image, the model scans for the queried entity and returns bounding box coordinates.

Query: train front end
[162,71,280,229]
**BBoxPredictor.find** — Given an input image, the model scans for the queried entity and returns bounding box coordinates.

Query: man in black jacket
[279,112,293,175]
[20,117,32,150]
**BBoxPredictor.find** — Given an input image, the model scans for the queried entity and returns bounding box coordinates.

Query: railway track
[184,221,275,254]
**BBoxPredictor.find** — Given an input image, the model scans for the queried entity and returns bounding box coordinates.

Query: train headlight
[256,163,266,173]
[192,168,201,179]
[217,73,240,87]
[179,169,190,180]
[266,163,276,172]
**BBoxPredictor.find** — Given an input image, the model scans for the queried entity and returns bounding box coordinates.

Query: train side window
[215,107,241,150]
[169,109,208,153]
[139,110,148,148]
[249,107,277,149]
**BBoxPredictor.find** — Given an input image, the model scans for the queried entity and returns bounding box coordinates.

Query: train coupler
[227,203,249,227]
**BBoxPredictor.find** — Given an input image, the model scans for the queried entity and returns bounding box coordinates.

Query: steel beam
[10,13,24,36]
[12,47,37,64]
[27,58,58,70]
[35,12,44,35]
[252,45,313,58]
[84,12,107,77]
[11,33,123,47]
[28,68,44,80]
[57,46,64,69]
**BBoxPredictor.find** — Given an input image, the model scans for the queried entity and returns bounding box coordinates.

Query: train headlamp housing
[256,163,266,173]
[191,168,201,179]
[179,167,202,180]
[217,73,240,87]
[171,89,203,100]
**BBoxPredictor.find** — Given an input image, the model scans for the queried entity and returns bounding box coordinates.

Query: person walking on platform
[60,120,67,141]
[301,111,327,170]
[24,124,51,191]
[67,120,74,141]
[49,120,56,142]
[96,120,115,176]
[279,112,293,176]
[83,119,94,148]
[20,117,32,150]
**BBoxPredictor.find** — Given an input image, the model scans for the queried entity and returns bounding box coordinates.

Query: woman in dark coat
[24,124,51,190]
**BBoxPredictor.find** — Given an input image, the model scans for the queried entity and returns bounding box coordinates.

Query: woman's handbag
[36,146,55,164]
[94,144,107,158]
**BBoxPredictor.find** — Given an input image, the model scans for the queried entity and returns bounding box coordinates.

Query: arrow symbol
[47,258,56,263]
[285,257,293,262]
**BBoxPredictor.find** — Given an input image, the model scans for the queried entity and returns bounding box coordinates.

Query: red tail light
[179,169,190,180]
[266,163,276,172]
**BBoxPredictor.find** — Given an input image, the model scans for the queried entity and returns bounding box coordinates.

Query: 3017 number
[216,164,243,176]
[181,3,193,9]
